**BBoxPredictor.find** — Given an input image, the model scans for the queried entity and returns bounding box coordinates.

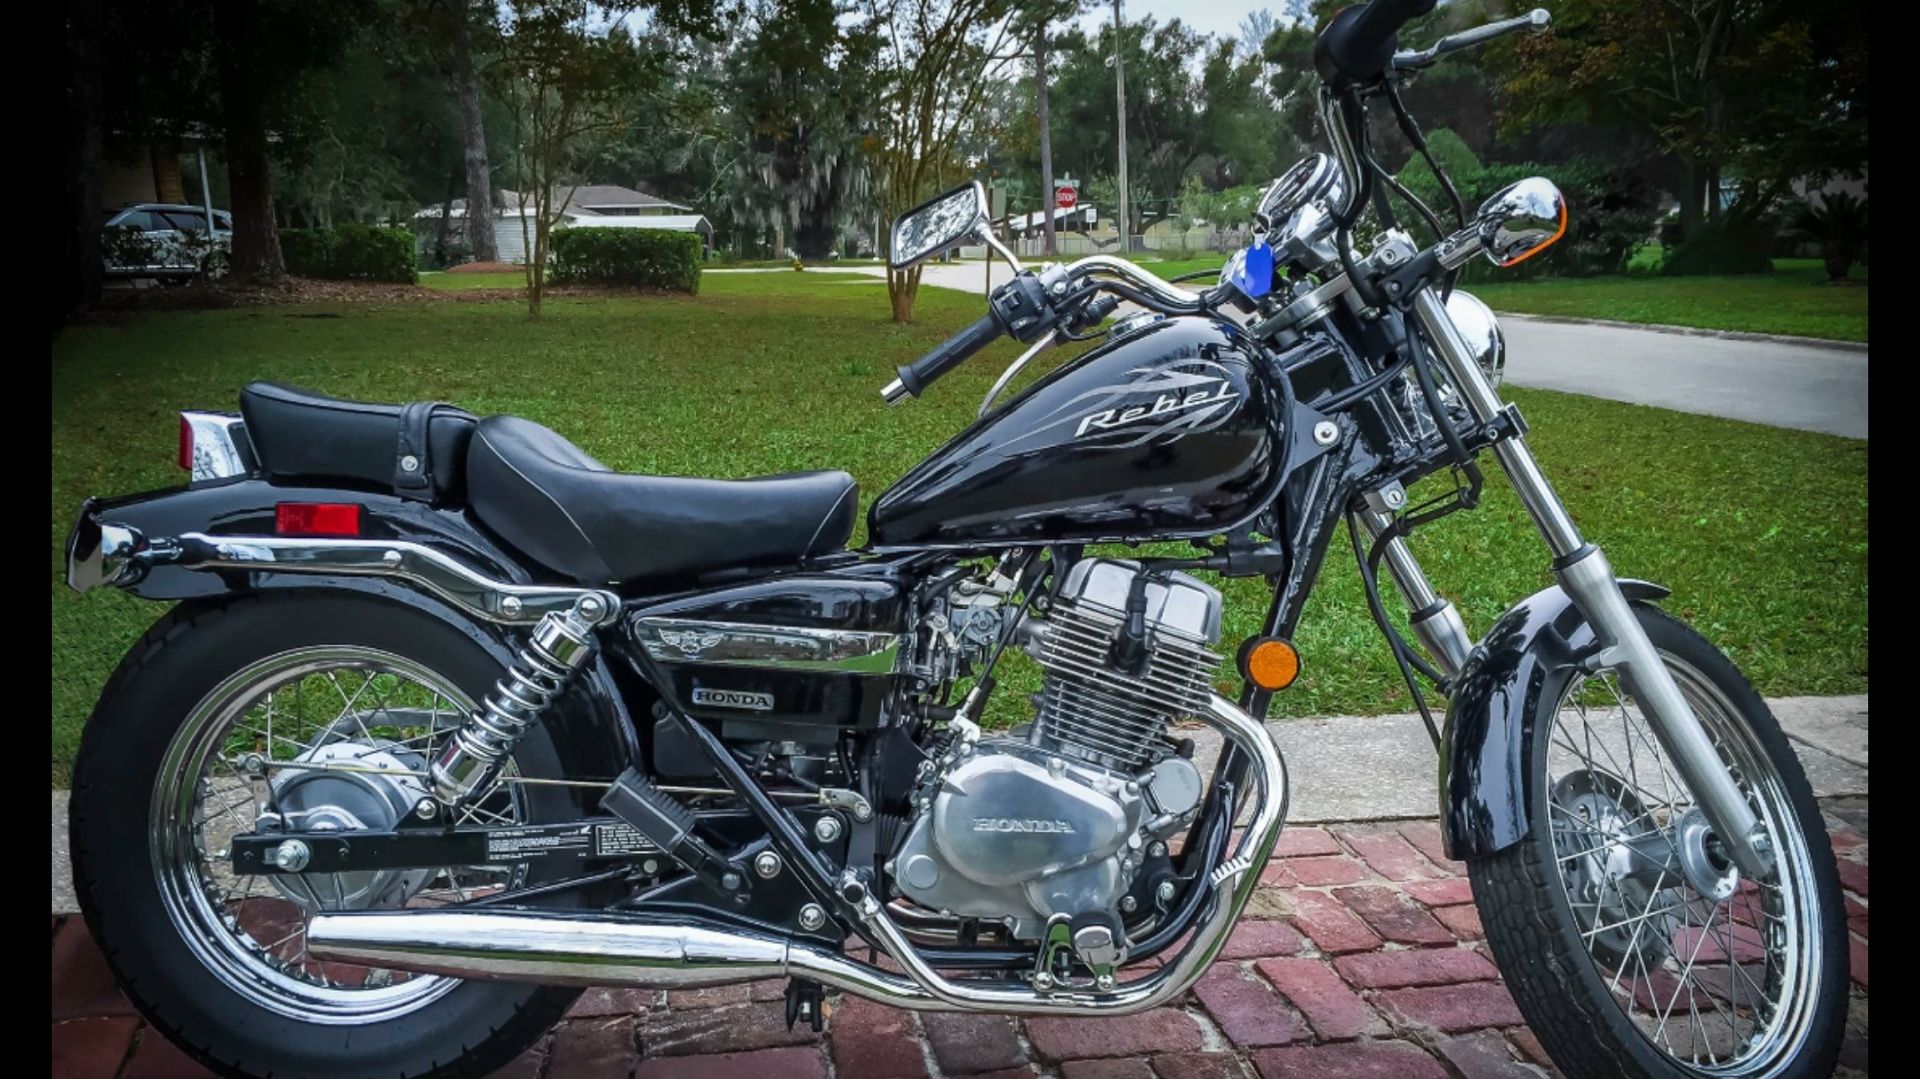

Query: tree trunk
[64,0,105,322]
[450,0,498,262]
[1675,159,1705,241]
[213,0,284,284]
[888,266,920,323]
[434,167,457,265]
[1036,26,1055,256]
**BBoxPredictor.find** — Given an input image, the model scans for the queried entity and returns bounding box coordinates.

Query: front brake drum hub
[1551,770,1678,969]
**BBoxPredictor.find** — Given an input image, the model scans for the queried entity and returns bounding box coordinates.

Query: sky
[1069,2,1304,51]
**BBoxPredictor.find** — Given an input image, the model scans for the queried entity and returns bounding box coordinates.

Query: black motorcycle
[62,3,1846,1076]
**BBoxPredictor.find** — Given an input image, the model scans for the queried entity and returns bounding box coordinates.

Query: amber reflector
[1241,638,1301,691]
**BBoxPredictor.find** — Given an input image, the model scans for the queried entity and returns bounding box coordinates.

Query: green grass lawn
[1472,259,1868,342]
[50,273,1867,785]
[419,270,527,291]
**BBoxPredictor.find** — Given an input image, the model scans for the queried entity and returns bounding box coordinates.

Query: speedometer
[1255,153,1348,231]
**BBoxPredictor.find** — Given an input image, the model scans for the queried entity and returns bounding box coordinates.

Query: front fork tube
[1410,291,1773,879]
[1351,509,1472,680]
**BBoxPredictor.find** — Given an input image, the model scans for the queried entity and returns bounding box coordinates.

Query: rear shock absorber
[430,593,610,806]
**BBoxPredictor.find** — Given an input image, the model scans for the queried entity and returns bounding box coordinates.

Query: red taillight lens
[275,502,364,537]
[178,415,193,471]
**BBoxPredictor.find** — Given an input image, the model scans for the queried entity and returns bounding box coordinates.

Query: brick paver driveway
[53,800,1869,1078]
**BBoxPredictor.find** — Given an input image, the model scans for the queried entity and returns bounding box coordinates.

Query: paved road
[1501,317,1868,439]
[824,263,1870,440]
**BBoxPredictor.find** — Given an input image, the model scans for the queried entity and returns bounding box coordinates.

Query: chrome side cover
[631,617,902,674]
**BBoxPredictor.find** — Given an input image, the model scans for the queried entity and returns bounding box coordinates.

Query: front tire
[69,592,585,1079]
[1469,604,1847,1078]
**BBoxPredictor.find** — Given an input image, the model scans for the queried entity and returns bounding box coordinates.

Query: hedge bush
[279,224,418,283]
[549,228,701,293]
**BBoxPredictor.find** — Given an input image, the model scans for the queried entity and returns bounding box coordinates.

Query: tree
[447,0,501,261]
[723,0,880,260]
[1013,1,1089,255]
[1500,0,1868,260]
[210,1,374,283]
[861,0,1020,323]
[491,1,709,319]
[1787,192,1868,282]
[64,0,106,321]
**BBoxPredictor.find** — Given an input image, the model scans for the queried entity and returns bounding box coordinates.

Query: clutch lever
[979,329,1062,419]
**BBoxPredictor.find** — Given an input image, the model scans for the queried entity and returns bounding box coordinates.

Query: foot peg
[603,768,750,903]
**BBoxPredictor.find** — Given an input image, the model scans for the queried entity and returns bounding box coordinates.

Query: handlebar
[881,258,1208,404]
[1314,0,1438,86]
[884,309,1004,404]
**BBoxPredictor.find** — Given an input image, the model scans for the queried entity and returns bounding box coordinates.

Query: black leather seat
[466,415,858,585]
[240,382,476,501]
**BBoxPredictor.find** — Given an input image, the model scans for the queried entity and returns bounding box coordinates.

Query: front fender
[1439,578,1669,861]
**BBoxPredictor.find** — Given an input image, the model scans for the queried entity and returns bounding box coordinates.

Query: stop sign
[1055,185,1078,210]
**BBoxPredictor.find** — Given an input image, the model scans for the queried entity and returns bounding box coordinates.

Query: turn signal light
[275,502,363,537]
[1239,637,1302,692]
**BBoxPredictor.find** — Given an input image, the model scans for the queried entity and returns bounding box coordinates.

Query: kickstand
[785,977,826,1033]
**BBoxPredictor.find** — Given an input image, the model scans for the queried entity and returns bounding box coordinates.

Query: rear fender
[64,479,641,797]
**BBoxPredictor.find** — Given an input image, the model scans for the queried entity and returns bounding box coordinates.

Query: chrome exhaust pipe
[308,908,937,1006]
[310,693,1287,1016]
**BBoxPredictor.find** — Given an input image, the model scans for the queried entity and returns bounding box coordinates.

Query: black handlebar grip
[895,309,1005,398]
[1316,0,1438,84]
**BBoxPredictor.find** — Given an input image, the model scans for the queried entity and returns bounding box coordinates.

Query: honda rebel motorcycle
[63,2,1845,1076]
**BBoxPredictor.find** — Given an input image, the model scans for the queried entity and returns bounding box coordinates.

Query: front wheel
[1470,604,1847,1079]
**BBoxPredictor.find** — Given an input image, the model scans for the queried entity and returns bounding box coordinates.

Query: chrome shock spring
[430,594,609,805]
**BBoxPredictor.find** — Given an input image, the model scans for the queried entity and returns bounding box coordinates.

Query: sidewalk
[52,696,1869,1078]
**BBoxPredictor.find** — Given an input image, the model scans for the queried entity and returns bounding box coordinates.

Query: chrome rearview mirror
[1473,177,1567,267]
[889,182,990,271]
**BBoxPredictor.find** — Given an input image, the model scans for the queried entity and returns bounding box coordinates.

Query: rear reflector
[178,415,193,471]
[275,502,364,537]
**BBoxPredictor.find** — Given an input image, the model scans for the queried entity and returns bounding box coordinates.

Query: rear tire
[1468,605,1847,1078]
[70,592,585,1079]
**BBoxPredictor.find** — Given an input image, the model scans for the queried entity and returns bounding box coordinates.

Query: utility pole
[1113,0,1129,255]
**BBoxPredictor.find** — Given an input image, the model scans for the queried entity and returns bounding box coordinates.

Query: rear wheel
[1469,605,1847,1078]
[70,592,586,1078]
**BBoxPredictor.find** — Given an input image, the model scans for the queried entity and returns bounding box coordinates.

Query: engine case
[889,738,1202,940]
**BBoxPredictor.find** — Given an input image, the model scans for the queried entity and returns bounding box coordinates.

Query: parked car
[102,202,232,284]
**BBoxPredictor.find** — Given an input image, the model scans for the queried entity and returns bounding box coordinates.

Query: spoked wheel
[1470,604,1847,1079]
[153,645,524,1019]
[70,593,587,1078]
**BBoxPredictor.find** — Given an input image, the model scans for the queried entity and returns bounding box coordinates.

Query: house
[413,184,711,263]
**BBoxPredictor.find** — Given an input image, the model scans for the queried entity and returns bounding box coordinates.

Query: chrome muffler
[306,909,936,1007]
[309,693,1287,1015]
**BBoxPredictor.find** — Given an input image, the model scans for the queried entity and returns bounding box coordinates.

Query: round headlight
[1443,290,1505,388]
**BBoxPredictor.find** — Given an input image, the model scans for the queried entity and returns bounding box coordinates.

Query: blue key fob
[1222,236,1275,301]
[1242,235,1275,299]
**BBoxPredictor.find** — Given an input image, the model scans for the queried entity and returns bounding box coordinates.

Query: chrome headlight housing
[1443,290,1505,389]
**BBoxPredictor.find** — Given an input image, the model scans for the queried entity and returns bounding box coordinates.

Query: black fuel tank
[869,316,1283,547]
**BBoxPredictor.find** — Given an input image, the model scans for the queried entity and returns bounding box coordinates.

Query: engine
[888,559,1218,942]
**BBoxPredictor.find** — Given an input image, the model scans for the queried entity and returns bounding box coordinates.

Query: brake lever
[1391,7,1549,71]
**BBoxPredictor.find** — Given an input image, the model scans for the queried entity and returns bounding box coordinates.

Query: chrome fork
[1409,290,1773,878]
